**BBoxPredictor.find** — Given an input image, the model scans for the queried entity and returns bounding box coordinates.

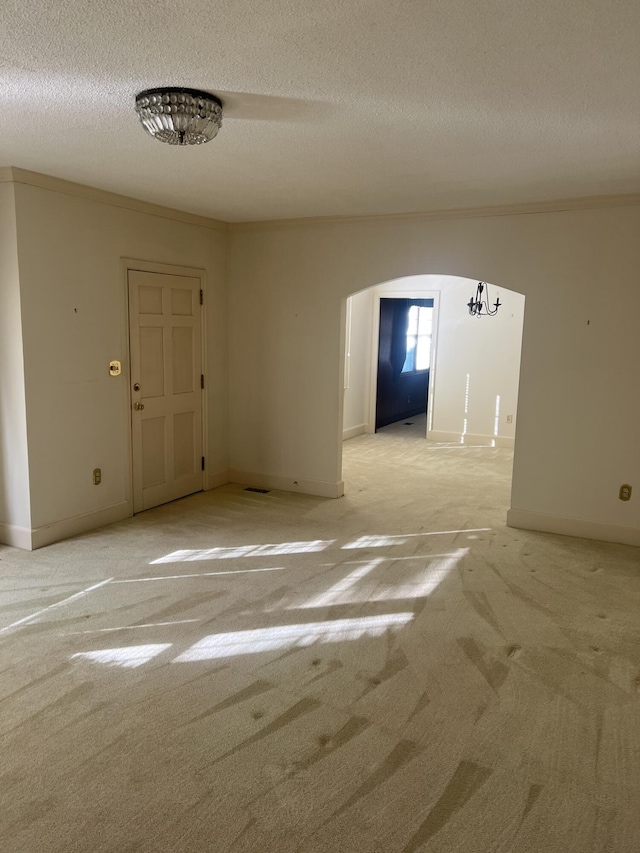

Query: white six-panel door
[128,270,203,512]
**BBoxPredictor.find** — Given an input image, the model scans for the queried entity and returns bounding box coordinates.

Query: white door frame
[367,288,440,435]
[121,258,208,510]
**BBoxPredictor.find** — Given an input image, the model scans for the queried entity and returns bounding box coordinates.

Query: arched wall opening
[342,274,526,451]
[341,275,525,518]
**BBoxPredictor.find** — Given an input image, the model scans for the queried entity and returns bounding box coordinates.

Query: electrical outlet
[93,468,102,485]
[506,414,513,424]
[619,484,632,501]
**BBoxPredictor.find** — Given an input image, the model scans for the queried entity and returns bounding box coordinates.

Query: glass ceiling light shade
[135,87,223,145]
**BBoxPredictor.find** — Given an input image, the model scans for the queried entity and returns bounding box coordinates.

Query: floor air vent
[244,487,271,494]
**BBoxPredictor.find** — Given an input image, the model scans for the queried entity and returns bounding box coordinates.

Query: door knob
[133,402,144,411]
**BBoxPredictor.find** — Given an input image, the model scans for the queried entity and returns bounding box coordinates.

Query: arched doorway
[340,273,526,495]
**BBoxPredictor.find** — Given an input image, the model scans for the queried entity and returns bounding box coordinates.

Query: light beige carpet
[1,425,639,852]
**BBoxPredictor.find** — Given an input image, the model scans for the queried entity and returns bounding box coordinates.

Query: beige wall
[342,288,373,437]
[10,181,228,547]
[3,169,639,550]
[229,205,640,545]
[414,274,524,444]
[0,183,31,545]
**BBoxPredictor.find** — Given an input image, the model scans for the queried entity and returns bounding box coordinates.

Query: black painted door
[375,298,433,431]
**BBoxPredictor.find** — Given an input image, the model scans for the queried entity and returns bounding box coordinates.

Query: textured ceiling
[1,0,639,222]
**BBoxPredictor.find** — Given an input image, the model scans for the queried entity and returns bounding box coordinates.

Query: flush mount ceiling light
[467,281,501,317]
[135,87,223,146]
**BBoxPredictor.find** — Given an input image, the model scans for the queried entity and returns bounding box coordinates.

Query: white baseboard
[494,436,514,449]
[30,501,132,551]
[507,508,640,548]
[343,424,367,441]
[428,429,515,448]
[0,523,33,550]
[229,469,344,499]
[427,430,461,443]
[205,469,230,490]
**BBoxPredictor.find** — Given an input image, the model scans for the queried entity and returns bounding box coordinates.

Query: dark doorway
[375,298,434,431]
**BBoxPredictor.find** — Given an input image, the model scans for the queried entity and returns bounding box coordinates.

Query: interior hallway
[1,430,639,852]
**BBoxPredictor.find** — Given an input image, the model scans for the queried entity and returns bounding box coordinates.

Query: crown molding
[229,192,640,232]
[3,166,638,232]
[2,167,228,232]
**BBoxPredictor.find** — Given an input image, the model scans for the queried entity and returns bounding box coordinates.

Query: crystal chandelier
[135,87,223,145]
[467,282,501,317]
